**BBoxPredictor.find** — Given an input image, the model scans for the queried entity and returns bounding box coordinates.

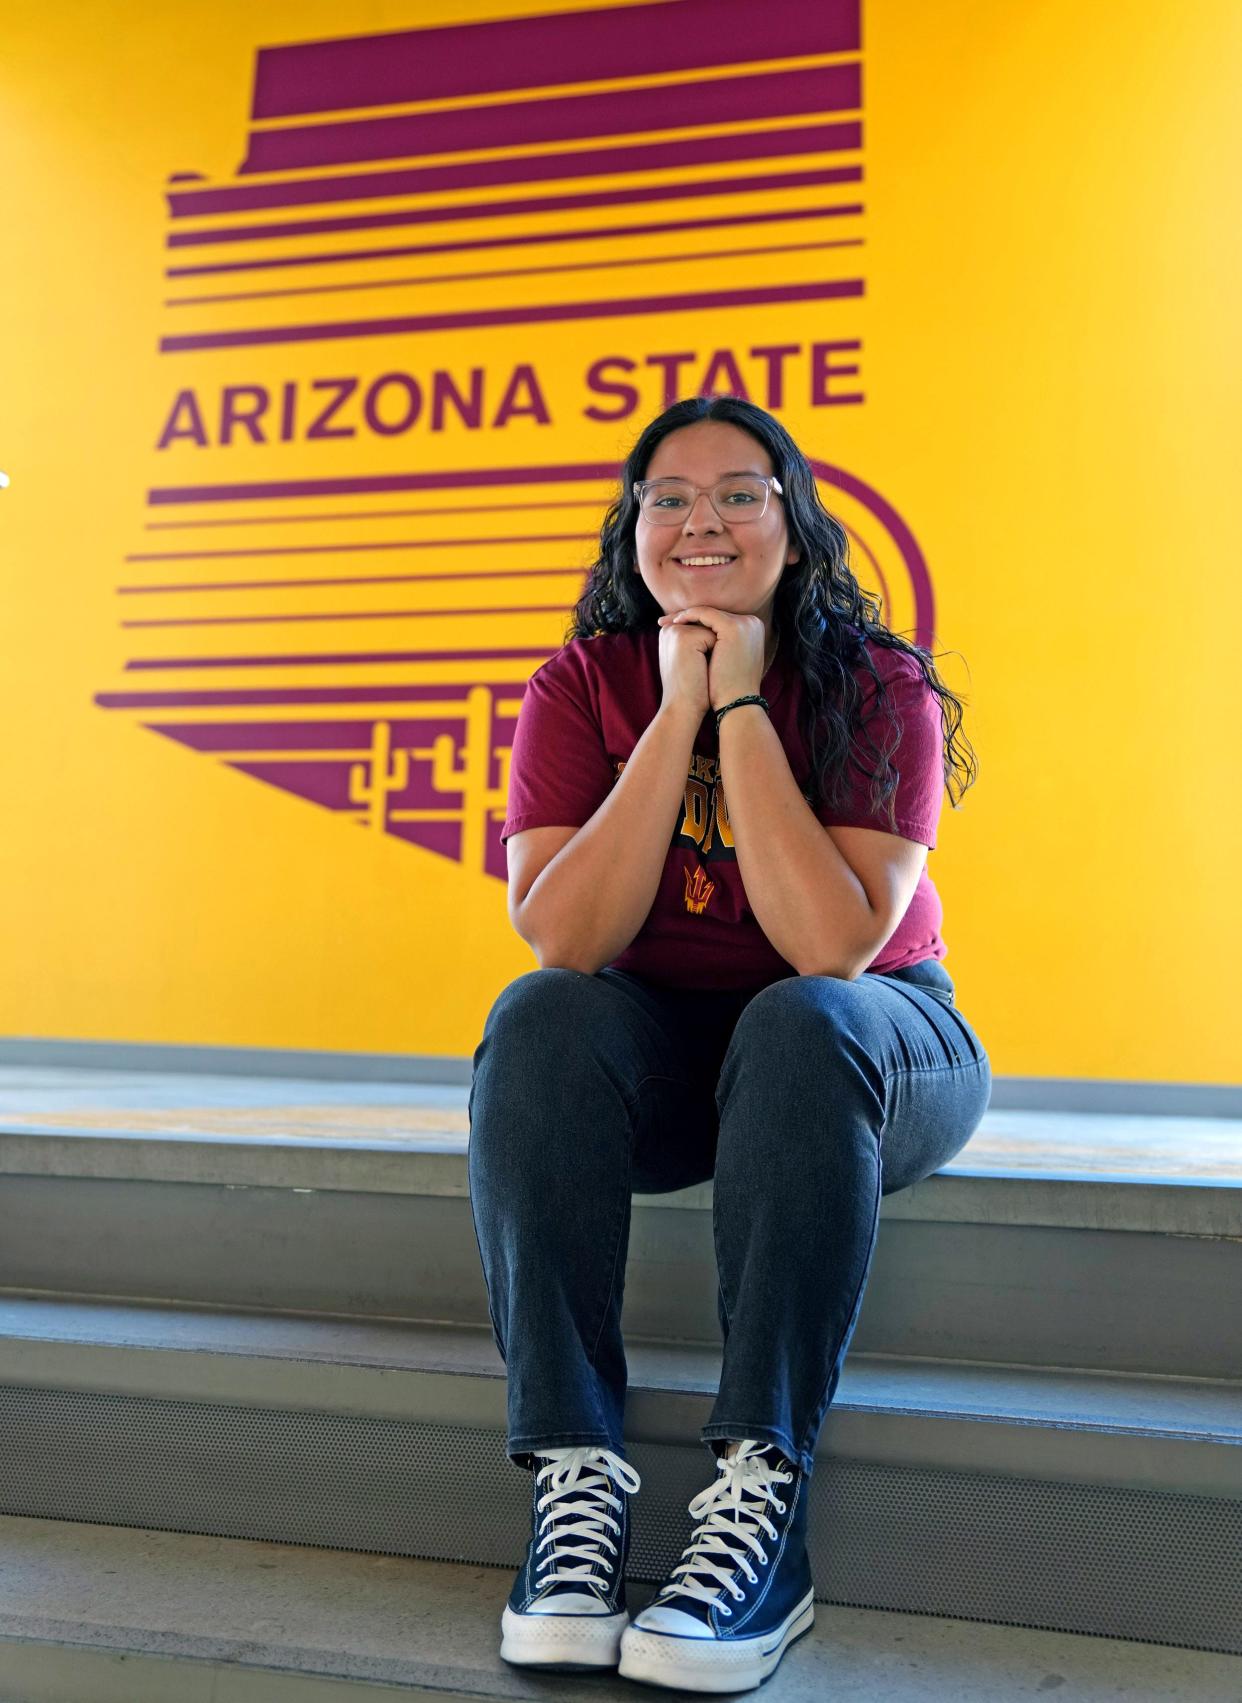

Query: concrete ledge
[3,1039,1241,1116]
[1,1125,1239,1234]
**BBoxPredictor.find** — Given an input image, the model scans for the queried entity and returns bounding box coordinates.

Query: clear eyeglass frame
[632,474,784,524]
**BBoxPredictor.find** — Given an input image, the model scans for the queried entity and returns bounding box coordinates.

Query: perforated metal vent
[1,1384,1237,1655]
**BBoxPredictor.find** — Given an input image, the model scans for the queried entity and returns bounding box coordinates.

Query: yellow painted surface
[1,0,1238,1079]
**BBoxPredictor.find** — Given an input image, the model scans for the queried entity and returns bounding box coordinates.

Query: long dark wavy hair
[563,396,978,831]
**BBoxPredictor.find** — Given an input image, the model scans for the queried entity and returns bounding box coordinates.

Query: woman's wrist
[657,697,709,733]
[714,694,769,728]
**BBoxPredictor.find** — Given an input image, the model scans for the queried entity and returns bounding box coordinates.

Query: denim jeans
[467,959,991,1479]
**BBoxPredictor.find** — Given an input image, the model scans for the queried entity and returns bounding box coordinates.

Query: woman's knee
[717,975,884,1114]
[469,968,630,1146]
[728,974,861,1055]
[476,967,594,1054]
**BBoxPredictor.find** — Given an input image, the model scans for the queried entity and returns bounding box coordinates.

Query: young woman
[467,395,991,1693]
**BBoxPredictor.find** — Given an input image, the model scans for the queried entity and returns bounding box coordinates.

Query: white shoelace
[533,1445,643,1590]
[655,1442,793,1614]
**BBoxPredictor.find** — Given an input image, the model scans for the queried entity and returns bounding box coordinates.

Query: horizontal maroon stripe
[167,237,861,307]
[108,648,565,682]
[160,276,862,352]
[151,716,533,751]
[251,0,858,119]
[167,120,862,219]
[165,166,862,250]
[242,63,860,176]
[145,501,603,526]
[154,721,425,751]
[125,534,594,561]
[97,677,541,711]
[121,568,587,594]
[122,602,580,629]
[165,202,857,278]
[148,463,622,506]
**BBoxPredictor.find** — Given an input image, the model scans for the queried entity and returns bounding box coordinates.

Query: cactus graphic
[407,686,511,873]
[332,689,516,867]
[349,722,410,832]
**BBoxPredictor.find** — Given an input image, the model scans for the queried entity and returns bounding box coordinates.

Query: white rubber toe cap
[526,1591,613,1615]
[633,1602,716,1637]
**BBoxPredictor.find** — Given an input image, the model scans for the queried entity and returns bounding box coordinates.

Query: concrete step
[2,1511,1241,1703]
[1,1126,1238,1376]
[2,1296,1239,1498]
[4,1076,1242,1181]
[1,1298,1239,1655]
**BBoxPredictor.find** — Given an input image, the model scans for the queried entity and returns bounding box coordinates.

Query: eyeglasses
[632,475,784,524]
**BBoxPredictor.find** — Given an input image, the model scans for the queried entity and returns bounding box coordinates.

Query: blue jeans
[467,960,991,1479]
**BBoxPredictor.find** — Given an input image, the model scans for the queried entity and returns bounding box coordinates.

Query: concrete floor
[1,1511,1239,1701]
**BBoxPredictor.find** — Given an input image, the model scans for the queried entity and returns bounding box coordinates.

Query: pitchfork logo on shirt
[91,0,934,887]
[684,865,717,914]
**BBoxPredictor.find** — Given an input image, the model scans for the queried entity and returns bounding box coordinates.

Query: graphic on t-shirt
[683,863,716,915]
[615,750,729,864]
[614,752,816,917]
[615,753,815,856]
[679,751,732,858]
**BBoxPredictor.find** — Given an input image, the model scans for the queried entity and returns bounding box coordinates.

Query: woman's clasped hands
[657,606,768,716]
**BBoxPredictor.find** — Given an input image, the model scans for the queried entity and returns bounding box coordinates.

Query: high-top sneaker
[618,1439,815,1693]
[500,1444,642,1671]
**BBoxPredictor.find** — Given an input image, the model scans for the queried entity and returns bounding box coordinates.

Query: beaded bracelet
[714,694,769,730]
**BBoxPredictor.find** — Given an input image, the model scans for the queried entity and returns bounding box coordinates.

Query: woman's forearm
[717,704,873,977]
[518,701,703,974]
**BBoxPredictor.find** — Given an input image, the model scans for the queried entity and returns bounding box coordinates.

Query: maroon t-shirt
[501,626,948,989]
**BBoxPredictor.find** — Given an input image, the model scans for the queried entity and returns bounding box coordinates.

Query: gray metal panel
[2,1176,1239,1376]
[0,1384,1237,1657]
[1,1307,1238,1498]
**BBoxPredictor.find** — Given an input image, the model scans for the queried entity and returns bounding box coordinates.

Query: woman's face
[633,419,800,620]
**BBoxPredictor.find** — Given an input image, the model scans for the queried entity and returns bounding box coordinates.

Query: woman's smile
[674,552,737,570]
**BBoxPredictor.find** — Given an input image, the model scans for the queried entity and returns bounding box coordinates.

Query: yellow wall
[2,0,1238,1080]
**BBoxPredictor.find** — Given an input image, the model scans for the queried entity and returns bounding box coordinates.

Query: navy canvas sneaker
[500,1444,642,1671]
[618,1439,815,1693]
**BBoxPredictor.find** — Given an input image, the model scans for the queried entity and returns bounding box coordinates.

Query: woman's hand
[657,607,766,711]
[656,614,715,721]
